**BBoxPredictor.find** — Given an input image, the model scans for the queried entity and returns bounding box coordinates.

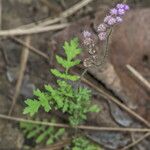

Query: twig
[123,0,128,3]
[126,64,150,91]
[60,0,93,18]
[15,0,94,29]
[0,46,9,65]
[60,0,67,9]
[126,64,150,149]
[11,37,49,60]
[8,36,30,115]
[38,139,71,150]
[0,0,1,30]
[81,78,150,127]
[40,0,62,15]
[121,132,150,150]
[0,0,8,65]
[0,113,150,132]
[0,23,69,37]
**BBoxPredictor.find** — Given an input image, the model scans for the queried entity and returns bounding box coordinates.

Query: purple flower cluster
[82,31,93,46]
[82,31,97,67]
[82,3,130,67]
[97,3,129,41]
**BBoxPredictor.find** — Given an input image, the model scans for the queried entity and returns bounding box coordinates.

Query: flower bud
[97,23,107,32]
[98,32,107,41]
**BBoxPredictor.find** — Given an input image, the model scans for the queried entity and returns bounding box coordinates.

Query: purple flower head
[107,16,116,26]
[116,3,125,9]
[124,4,130,11]
[98,32,107,41]
[104,15,112,23]
[110,8,118,15]
[83,30,92,38]
[83,38,93,46]
[97,23,107,32]
[116,16,123,23]
[117,8,125,15]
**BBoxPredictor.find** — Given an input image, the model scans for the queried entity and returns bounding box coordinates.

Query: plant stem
[96,28,113,67]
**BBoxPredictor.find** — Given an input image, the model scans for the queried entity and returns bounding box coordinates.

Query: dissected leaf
[63,38,81,61]
[72,137,101,150]
[89,105,100,113]
[51,69,80,81]
[34,89,51,112]
[20,119,65,146]
[23,99,41,116]
[56,55,80,70]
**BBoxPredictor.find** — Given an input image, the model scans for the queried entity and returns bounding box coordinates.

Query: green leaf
[45,84,54,93]
[46,137,54,145]
[63,38,81,61]
[72,137,101,150]
[62,100,69,112]
[51,69,80,81]
[23,99,41,116]
[36,129,48,143]
[54,128,65,139]
[56,55,80,70]
[89,105,100,113]
[20,122,35,134]
[33,89,51,112]
[52,92,64,108]
[27,126,45,139]
[20,118,65,146]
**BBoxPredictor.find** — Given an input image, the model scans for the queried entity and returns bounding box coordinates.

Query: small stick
[121,132,150,150]
[0,113,150,132]
[0,0,1,31]
[11,37,49,60]
[13,0,94,29]
[8,36,30,115]
[123,0,128,3]
[0,23,69,37]
[40,0,62,14]
[126,64,150,148]
[39,139,71,150]
[40,0,61,14]
[81,78,150,127]
[126,64,150,91]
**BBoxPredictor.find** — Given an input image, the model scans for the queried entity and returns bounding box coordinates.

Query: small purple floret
[98,32,107,41]
[83,31,91,38]
[107,17,116,25]
[116,16,123,23]
[117,8,125,15]
[104,15,112,23]
[110,8,118,15]
[116,3,125,9]
[124,4,130,10]
[97,23,107,32]
[83,38,92,45]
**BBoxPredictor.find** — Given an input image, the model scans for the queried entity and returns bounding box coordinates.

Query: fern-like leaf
[56,55,80,70]
[23,99,41,116]
[51,69,80,81]
[33,89,51,112]
[63,38,81,61]
[20,119,65,146]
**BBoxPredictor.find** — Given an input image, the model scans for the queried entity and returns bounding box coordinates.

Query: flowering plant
[82,3,129,68]
[21,2,130,150]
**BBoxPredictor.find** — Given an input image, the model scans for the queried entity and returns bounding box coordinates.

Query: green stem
[65,68,69,74]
